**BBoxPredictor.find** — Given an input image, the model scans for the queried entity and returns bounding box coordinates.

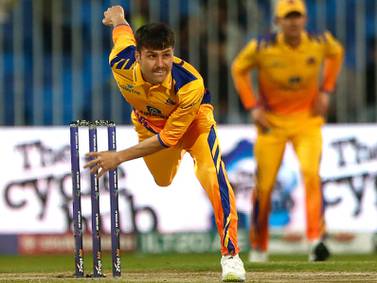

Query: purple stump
[88,124,103,277]
[107,122,121,277]
[69,122,84,277]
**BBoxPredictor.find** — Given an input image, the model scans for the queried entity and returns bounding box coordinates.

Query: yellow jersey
[109,25,210,147]
[232,31,343,114]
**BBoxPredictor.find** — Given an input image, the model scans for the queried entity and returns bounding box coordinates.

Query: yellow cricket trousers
[250,112,325,251]
[132,104,239,255]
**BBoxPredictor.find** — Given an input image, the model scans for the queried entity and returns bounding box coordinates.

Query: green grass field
[0,252,376,282]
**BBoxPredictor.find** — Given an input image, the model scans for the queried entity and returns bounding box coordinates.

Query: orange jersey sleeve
[109,25,137,76]
[321,31,344,93]
[231,40,258,110]
[112,24,135,46]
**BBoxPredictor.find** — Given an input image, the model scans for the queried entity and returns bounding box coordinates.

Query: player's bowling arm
[117,135,165,163]
[84,135,165,177]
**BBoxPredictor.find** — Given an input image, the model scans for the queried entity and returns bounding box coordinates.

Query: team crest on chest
[146,106,162,115]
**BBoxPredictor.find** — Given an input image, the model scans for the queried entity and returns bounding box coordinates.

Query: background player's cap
[275,0,306,18]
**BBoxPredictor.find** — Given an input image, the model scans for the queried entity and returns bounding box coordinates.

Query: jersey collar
[277,31,309,51]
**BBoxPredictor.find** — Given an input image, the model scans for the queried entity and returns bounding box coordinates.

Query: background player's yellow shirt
[109,25,208,147]
[232,31,343,114]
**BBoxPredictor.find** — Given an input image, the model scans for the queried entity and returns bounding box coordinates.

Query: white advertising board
[0,125,376,236]
[0,126,208,235]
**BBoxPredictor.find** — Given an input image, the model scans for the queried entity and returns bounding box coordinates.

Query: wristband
[114,22,129,28]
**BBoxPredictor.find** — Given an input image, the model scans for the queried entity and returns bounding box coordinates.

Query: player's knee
[154,177,173,187]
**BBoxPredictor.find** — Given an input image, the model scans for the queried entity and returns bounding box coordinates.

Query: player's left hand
[84,151,121,178]
[312,92,330,118]
[102,5,126,27]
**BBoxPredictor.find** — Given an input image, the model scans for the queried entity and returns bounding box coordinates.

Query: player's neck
[283,35,301,49]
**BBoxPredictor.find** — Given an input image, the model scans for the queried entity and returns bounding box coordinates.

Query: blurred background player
[84,5,246,282]
[231,0,343,262]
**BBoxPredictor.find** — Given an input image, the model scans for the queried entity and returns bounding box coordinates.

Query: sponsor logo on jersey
[120,84,141,95]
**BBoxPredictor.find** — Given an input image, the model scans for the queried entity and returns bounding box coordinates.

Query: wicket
[69,120,121,278]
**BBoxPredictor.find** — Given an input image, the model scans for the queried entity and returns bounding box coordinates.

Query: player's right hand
[250,108,271,133]
[84,150,122,178]
[102,5,126,27]
[312,92,330,118]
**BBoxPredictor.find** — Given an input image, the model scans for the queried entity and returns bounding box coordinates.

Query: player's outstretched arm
[84,135,165,178]
[102,5,128,27]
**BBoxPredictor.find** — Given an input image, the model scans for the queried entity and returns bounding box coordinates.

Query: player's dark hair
[135,23,175,51]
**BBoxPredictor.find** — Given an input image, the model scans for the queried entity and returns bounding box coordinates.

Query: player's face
[136,47,174,85]
[277,12,306,39]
